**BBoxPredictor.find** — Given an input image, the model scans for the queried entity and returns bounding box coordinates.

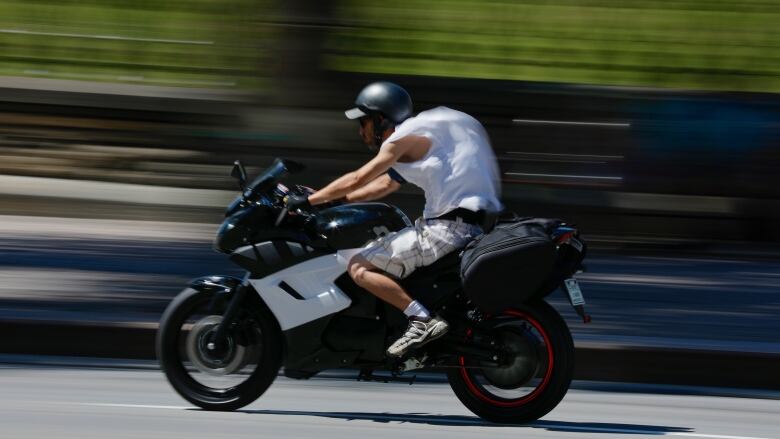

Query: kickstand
[402,374,416,385]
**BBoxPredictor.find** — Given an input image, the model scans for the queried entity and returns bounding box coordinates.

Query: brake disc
[185,315,247,376]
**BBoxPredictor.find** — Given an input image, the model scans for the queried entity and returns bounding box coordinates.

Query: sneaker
[386,316,449,358]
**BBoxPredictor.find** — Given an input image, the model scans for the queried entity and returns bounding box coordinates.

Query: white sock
[403,300,431,320]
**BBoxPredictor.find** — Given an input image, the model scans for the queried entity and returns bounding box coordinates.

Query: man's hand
[285,194,312,212]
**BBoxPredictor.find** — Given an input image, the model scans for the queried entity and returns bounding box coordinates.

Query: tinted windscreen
[244,159,288,199]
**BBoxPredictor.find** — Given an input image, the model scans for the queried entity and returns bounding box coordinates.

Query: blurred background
[1,0,779,388]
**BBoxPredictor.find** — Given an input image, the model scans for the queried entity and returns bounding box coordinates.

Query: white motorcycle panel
[248,251,359,331]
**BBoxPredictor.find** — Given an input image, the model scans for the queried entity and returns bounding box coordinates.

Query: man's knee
[348,255,376,285]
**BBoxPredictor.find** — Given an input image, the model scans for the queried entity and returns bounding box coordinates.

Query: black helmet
[345,82,413,124]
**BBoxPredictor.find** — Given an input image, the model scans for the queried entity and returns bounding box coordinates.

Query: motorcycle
[156,158,590,423]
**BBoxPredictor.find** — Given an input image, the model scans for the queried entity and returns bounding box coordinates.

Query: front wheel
[447,300,574,423]
[156,287,283,411]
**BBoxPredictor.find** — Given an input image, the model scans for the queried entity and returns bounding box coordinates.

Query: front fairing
[225,195,244,217]
[215,198,313,254]
[216,158,305,253]
[215,203,272,253]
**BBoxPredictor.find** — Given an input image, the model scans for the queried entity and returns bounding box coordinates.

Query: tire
[447,300,574,423]
[156,287,283,411]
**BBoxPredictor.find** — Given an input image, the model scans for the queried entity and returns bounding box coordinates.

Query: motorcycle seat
[404,250,461,281]
[400,249,463,307]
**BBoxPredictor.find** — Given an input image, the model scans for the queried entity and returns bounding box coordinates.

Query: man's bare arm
[345,174,401,202]
[308,135,428,205]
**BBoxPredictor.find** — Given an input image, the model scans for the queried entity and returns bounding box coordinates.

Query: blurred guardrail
[2,74,779,244]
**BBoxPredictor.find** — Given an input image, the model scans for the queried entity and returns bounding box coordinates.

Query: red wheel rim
[459,309,554,407]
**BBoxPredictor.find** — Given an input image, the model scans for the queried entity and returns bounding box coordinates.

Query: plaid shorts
[359,217,482,279]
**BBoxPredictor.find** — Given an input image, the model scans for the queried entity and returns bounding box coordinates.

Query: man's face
[358,116,374,147]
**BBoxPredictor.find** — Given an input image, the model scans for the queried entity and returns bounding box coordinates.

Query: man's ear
[379,115,394,136]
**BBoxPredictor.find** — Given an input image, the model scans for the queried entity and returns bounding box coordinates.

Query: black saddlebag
[460,217,560,313]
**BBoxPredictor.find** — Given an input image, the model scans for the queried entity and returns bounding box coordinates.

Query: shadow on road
[532,420,693,434]
[237,409,693,433]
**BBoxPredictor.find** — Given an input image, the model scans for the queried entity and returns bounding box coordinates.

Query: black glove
[285,194,312,212]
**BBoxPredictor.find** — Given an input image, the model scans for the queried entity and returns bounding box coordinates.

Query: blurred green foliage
[329,0,780,92]
[4,1,780,92]
[0,0,271,88]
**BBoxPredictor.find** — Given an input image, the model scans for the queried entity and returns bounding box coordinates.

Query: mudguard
[188,275,243,295]
[186,275,284,332]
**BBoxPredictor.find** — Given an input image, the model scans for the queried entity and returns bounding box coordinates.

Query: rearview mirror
[280,159,306,174]
[231,160,248,191]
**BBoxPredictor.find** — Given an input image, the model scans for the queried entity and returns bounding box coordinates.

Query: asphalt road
[1,215,778,354]
[0,364,777,439]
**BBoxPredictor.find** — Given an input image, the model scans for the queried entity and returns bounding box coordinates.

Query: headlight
[225,195,244,217]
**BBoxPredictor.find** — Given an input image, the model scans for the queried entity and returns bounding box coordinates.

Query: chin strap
[371,114,394,149]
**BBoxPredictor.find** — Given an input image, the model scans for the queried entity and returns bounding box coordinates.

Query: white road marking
[0,28,213,44]
[78,403,776,439]
[512,118,631,128]
[505,172,623,180]
[531,423,774,439]
[672,434,773,439]
[81,403,192,410]
[507,151,624,160]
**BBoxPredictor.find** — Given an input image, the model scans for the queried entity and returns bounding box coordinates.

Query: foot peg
[399,354,427,373]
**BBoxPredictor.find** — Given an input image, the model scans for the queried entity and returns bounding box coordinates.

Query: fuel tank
[315,203,412,250]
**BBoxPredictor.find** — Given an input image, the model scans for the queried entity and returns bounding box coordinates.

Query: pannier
[460,217,568,313]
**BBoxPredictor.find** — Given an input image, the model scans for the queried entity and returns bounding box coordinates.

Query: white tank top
[384,106,503,219]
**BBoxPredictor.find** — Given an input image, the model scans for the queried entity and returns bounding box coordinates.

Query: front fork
[207,282,249,351]
[186,274,250,353]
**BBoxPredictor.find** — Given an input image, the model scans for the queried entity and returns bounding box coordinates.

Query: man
[286,82,502,357]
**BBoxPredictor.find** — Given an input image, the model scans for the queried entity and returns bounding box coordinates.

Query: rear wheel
[156,287,283,411]
[447,300,574,423]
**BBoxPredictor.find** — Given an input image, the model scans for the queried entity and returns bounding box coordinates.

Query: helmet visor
[344,107,368,120]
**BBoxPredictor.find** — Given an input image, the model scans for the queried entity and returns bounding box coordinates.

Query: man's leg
[347,255,414,311]
[348,255,448,357]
